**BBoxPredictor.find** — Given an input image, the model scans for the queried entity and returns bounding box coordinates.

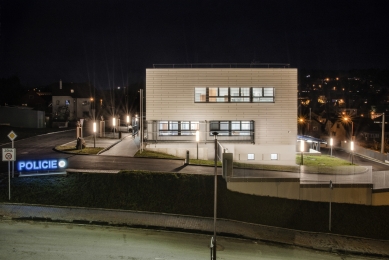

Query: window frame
[209,120,254,136]
[194,87,274,103]
[159,121,199,136]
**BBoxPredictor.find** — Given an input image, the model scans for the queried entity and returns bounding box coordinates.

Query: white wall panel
[146,68,297,164]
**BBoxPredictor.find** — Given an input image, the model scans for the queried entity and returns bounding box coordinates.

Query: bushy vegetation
[1,171,388,240]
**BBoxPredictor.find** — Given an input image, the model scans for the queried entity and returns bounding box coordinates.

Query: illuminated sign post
[18,159,68,173]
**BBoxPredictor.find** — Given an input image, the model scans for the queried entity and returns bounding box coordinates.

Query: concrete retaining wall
[227,180,380,205]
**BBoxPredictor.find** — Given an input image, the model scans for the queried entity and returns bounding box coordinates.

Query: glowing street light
[351,141,354,164]
[113,117,116,137]
[93,122,96,148]
[342,116,354,141]
[329,137,333,155]
[126,115,130,132]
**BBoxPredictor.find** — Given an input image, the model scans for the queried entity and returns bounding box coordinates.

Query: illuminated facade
[145,67,297,165]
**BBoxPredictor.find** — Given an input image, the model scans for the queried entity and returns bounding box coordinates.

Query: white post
[93,122,96,148]
[330,138,333,157]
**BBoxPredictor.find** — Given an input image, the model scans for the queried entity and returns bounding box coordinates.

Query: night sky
[1,0,388,88]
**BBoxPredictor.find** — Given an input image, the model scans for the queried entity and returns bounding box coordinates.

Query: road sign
[8,131,17,141]
[2,148,16,161]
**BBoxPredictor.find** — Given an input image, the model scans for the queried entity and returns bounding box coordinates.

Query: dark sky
[1,0,388,87]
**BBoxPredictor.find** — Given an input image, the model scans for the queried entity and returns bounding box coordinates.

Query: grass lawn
[1,171,388,240]
[55,145,104,155]
[135,150,354,170]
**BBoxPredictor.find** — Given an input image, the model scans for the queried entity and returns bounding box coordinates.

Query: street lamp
[93,122,96,148]
[113,117,116,137]
[196,130,200,160]
[126,115,130,132]
[211,131,219,260]
[351,141,354,164]
[330,138,333,157]
[343,116,354,141]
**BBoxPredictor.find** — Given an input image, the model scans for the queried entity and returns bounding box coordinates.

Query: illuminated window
[271,154,278,160]
[210,121,254,136]
[248,154,255,160]
[194,87,274,103]
[159,121,199,136]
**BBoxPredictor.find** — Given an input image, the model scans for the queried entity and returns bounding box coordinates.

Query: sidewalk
[1,203,388,258]
[63,132,140,156]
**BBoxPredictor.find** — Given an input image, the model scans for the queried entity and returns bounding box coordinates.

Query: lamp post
[330,138,333,157]
[351,141,354,164]
[93,122,96,148]
[126,115,130,132]
[113,117,116,138]
[343,116,354,141]
[196,130,200,160]
[211,131,219,260]
[300,140,304,165]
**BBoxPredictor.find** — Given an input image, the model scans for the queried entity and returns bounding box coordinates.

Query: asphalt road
[0,220,372,260]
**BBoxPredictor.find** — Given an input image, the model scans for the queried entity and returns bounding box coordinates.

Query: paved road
[0,220,377,260]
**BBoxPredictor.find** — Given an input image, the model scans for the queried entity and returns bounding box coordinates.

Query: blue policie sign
[18,159,68,172]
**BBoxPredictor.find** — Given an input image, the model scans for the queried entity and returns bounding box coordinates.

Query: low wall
[372,189,389,206]
[227,179,381,205]
[226,178,300,199]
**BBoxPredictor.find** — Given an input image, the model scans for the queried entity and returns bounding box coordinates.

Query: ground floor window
[210,120,254,136]
[159,121,199,136]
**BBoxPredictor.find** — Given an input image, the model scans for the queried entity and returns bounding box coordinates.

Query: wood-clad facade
[145,68,297,165]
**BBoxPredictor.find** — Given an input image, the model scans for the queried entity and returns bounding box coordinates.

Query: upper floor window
[252,87,274,102]
[195,87,274,103]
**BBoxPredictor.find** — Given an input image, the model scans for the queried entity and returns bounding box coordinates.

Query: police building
[144,64,297,166]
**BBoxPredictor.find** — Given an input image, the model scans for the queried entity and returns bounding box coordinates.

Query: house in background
[145,65,297,166]
[51,80,93,123]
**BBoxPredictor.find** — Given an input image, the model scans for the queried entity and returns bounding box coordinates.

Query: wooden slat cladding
[146,68,297,145]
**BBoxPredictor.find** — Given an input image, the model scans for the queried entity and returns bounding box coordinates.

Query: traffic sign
[2,148,16,161]
[8,131,17,141]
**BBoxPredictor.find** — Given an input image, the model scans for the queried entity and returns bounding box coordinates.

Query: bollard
[119,131,122,139]
[185,150,189,165]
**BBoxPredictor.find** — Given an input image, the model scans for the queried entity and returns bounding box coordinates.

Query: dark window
[210,120,253,136]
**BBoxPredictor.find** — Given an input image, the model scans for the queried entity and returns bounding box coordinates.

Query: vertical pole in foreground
[211,131,218,260]
[329,180,333,231]
[8,161,11,200]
